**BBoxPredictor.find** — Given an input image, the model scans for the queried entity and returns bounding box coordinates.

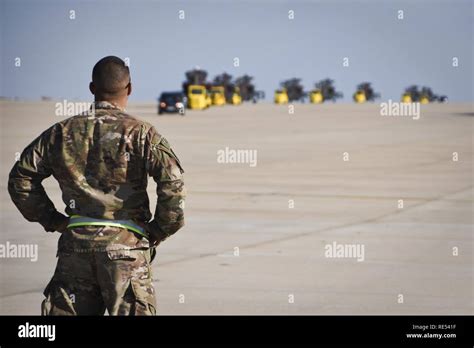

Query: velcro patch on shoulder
[157,138,184,174]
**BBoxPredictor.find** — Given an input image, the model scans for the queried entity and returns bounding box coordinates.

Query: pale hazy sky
[1,0,472,101]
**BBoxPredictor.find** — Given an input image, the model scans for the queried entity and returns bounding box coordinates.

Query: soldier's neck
[95,97,128,110]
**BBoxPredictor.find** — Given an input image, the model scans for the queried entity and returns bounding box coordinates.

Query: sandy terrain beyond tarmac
[0,101,472,314]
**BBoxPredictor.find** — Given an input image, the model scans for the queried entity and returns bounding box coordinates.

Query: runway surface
[0,101,472,314]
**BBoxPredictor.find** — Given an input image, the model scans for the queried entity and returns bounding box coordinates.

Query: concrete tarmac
[0,101,472,314]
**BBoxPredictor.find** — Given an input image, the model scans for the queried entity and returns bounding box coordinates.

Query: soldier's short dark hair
[92,56,130,95]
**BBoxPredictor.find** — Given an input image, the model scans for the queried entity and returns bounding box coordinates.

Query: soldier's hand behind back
[56,217,70,234]
[149,234,161,247]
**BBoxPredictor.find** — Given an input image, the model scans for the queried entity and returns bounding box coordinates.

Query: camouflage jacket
[8,101,185,249]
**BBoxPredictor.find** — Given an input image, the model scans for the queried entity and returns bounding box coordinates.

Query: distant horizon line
[2,98,473,104]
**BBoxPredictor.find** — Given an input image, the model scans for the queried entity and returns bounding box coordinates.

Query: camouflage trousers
[41,248,156,316]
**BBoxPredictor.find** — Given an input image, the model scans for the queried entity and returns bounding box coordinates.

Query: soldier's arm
[144,126,186,243]
[8,125,68,232]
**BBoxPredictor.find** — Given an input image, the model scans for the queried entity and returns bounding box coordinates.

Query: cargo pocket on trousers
[41,279,76,316]
[127,279,156,316]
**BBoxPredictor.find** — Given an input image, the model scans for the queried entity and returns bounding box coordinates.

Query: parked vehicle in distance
[309,90,324,104]
[158,91,186,115]
[187,85,211,110]
[274,88,289,104]
[401,85,447,104]
[231,87,242,105]
[211,86,226,106]
[353,82,380,103]
[310,79,343,104]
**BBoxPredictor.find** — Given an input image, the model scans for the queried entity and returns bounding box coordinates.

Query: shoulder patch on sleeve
[157,137,184,174]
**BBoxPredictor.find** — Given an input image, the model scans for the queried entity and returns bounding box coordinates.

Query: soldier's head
[90,56,132,107]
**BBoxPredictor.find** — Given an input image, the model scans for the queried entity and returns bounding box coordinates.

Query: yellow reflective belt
[67,215,148,239]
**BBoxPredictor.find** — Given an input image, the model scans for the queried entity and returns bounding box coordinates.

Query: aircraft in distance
[401,85,448,103]
[353,82,380,103]
[275,78,306,104]
[234,75,265,103]
[309,79,343,104]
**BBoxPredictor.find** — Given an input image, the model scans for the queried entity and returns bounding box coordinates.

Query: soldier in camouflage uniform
[8,56,185,315]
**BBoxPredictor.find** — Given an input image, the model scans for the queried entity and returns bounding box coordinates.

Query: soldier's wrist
[146,220,168,242]
[41,211,69,232]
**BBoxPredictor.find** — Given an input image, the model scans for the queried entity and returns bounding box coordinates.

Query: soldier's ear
[127,82,132,96]
[89,82,96,95]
